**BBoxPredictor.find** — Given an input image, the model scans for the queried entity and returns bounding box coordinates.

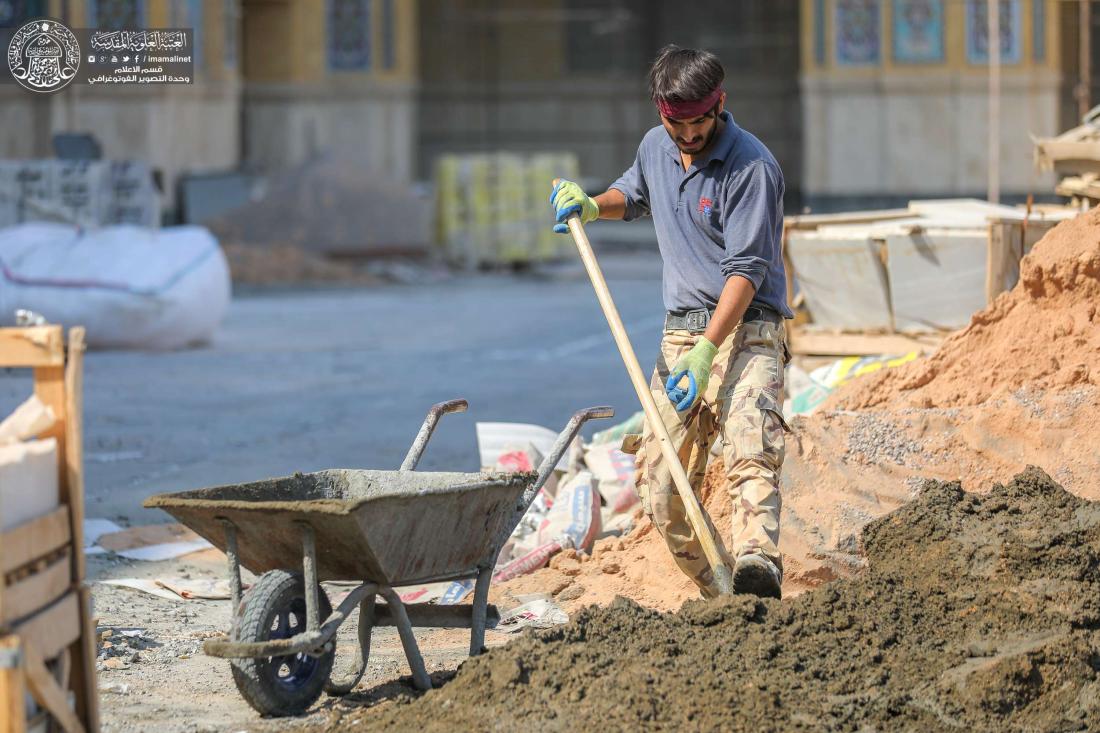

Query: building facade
[1,1,1097,218]
[799,0,1070,209]
[0,0,242,209]
[241,0,418,182]
[416,0,802,202]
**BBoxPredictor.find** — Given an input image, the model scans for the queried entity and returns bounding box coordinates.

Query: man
[550,44,792,599]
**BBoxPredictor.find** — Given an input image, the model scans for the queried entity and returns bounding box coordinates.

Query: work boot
[733,553,782,599]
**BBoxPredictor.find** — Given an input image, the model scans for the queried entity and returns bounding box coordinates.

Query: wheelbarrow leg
[324,594,374,696]
[469,566,492,656]
[378,587,431,691]
[218,518,242,612]
[299,522,320,631]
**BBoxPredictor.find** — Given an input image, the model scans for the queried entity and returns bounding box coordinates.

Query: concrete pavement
[1,252,664,521]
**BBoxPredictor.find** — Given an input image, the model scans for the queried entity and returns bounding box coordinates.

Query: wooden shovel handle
[553,180,733,593]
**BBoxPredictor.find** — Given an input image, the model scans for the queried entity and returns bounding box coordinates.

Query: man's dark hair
[647,44,725,105]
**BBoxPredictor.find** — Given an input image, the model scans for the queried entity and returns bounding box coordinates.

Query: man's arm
[593,189,626,220]
[713,160,784,335]
[703,275,756,346]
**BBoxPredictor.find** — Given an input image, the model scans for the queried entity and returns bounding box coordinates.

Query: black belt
[664,304,783,333]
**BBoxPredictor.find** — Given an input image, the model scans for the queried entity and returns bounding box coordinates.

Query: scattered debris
[495,595,568,633]
[94,523,212,560]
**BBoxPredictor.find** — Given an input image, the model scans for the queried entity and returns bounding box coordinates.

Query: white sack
[0,222,230,349]
[0,438,58,532]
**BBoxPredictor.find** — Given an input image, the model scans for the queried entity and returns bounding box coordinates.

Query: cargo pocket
[755,392,790,467]
[724,388,790,464]
[756,391,792,434]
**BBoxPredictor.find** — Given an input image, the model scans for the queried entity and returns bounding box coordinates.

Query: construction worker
[550,44,792,599]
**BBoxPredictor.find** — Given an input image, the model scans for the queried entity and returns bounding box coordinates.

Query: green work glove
[550,179,599,233]
[665,337,718,412]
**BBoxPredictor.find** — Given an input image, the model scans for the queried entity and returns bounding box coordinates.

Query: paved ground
[2,251,664,523]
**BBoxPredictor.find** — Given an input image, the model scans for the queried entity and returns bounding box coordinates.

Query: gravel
[843,413,925,466]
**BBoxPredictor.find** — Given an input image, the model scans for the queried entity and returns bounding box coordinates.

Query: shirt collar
[659,110,740,167]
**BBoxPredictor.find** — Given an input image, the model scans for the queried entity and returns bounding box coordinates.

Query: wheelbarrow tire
[230,569,334,717]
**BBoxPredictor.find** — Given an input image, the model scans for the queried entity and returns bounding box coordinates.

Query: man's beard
[670,117,719,154]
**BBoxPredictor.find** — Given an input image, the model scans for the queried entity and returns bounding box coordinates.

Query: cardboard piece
[95,523,213,560]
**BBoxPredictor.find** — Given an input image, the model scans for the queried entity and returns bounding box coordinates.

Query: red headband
[655,87,723,120]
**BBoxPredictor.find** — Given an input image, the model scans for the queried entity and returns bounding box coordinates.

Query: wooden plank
[784,208,911,231]
[11,593,79,663]
[69,587,98,733]
[375,602,500,629]
[986,222,1016,305]
[986,220,1059,304]
[22,642,83,733]
[1,557,72,626]
[63,328,86,583]
[0,328,63,368]
[0,507,72,576]
[0,636,26,733]
[789,329,943,357]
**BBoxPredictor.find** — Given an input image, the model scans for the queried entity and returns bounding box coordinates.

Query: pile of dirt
[830,208,1100,410]
[206,153,433,284]
[493,462,733,612]
[335,468,1100,731]
[222,243,385,285]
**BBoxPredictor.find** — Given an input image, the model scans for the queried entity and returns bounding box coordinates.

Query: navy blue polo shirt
[609,110,793,318]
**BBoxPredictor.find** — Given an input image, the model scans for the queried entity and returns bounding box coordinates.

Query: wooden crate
[0,326,98,733]
[783,209,1070,355]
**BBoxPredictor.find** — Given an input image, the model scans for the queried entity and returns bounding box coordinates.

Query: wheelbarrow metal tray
[144,468,535,585]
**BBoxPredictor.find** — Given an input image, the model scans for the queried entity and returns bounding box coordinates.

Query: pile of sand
[336,468,1100,731]
[830,208,1100,410]
[493,463,733,613]
[495,209,1100,612]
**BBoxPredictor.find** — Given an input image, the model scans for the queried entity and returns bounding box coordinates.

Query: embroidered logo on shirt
[698,197,714,216]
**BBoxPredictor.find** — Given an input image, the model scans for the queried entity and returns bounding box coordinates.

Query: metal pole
[987,0,1001,204]
[378,587,432,691]
[468,566,492,656]
[219,519,242,612]
[300,523,319,632]
[1081,0,1093,119]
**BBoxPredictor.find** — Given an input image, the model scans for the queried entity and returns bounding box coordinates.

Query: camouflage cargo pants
[633,319,791,597]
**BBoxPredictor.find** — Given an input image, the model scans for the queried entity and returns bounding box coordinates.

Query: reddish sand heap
[830,208,1100,410]
[498,209,1100,614]
[494,464,732,612]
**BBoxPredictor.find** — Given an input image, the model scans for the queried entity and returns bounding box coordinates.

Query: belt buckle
[689,310,707,332]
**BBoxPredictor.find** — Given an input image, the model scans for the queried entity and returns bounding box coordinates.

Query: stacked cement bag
[434,152,580,267]
[0,222,230,349]
[0,160,160,228]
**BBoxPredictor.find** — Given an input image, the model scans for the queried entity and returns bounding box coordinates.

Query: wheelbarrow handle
[524,405,614,508]
[400,398,469,471]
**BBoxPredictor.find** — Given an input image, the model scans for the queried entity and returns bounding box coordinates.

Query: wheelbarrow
[143,399,612,716]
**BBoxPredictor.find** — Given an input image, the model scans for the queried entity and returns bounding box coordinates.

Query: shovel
[555,183,735,595]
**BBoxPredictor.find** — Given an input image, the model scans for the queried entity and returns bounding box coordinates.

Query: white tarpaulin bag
[0,222,230,348]
[0,439,58,532]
